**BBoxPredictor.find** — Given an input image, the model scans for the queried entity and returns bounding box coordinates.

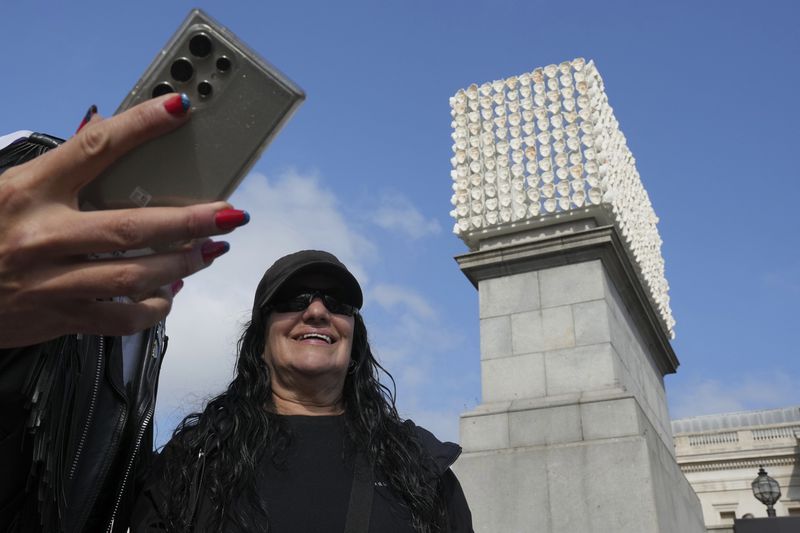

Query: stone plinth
[448,59,703,532]
[453,223,705,532]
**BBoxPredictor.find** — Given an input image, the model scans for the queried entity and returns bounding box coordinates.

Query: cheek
[262,320,281,366]
[264,333,285,365]
[264,315,290,345]
[337,318,355,340]
[261,346,272,367]
[340,338,354,360]
[339,320,356,357]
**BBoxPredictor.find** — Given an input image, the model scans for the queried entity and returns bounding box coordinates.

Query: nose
[302,296,331,321]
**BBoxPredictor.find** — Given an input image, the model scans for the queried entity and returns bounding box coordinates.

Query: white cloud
[668,372,800,420]
[370,194,441,239]
[370,284,436,319]
[152,170,472,447]
[364,284,471,443]
[399,407,462,444]
[367,288,459,371]
[154,169,377,443]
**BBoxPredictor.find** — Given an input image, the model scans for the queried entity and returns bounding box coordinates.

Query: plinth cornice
[455,223,679,374]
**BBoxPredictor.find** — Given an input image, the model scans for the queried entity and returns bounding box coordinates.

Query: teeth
[300,333,332,344]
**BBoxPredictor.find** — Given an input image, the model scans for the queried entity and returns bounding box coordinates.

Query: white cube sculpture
[449,58,675,339]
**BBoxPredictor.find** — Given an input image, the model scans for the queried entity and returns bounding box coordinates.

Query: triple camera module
[151,33,231,99]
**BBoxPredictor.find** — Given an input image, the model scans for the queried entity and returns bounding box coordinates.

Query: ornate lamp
[751,466,781,517]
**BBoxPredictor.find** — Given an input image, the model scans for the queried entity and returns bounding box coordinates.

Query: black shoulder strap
[343,451,374,533]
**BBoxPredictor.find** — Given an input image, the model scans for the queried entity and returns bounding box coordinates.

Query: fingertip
[163,93,191,116]
[76,105,98,133]
[214,209,250,231]
[201,240,230,264]
[170,279,184,296]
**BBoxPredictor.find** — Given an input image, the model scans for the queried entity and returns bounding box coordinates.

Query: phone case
[79,9,304,210]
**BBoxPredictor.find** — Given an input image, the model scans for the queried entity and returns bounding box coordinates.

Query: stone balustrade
[680,425,800,450]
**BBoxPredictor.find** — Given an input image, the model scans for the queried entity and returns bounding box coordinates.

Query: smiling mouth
[298,333,333,344]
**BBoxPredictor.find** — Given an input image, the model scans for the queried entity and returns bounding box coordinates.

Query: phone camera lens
[151,82,175,98]
[171,59,194,82]
[216,56,232,72]
[189,34,213,58]
[198,81,213,98]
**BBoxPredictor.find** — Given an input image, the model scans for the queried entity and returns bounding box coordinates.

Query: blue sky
[3,1,798,444]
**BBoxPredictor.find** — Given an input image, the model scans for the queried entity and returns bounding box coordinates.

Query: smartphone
[79,9,304,210]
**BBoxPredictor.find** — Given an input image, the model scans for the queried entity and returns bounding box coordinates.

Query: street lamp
[751,466,781,517]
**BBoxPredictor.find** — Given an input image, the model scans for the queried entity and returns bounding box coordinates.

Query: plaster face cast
[449,57,675,339]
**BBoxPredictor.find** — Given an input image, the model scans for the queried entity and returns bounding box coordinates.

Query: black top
[258,415,415,533]
[130,415,474,532]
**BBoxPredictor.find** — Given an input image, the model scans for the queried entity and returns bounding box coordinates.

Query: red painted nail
[201,241,230,263]
[164,93,191,116]
[170,279,184,296]
[214,209,250,230]
[76,104,98,133]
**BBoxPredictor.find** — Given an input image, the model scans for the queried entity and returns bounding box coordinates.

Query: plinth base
[454,225,703,532]
[454,391,705,532]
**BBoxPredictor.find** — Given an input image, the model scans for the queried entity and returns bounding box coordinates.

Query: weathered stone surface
[482,352,546,403]
[509,404,581,447]
[460,411,509,452]
[546,437,658,532]
[572,299,611,346]
[580,396,641,440]
[544,343,619,395]
[455,431,702,532]
[479,271,540,318]
[511,305,575,355]
[455,226,702,532]
[454,450,551,532]
[539,260,605,308]
[479,315,512,360]
[456,396,704,532]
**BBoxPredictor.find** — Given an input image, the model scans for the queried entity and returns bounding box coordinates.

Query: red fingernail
[164,93,191,116]
[214,209,250,230]
[76,104,98,133]
[202,241,230,263]
[170,279,184,296]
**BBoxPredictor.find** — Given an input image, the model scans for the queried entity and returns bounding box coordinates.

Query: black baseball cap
[252,250,363,316]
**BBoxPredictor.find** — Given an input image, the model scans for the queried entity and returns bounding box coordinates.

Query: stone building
[672,406,800,532]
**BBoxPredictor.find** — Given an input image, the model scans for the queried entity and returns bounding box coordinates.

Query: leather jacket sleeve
[442,469,475,533]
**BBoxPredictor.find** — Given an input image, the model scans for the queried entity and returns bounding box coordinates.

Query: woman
[132,250,473,532]
[0,96,245,533]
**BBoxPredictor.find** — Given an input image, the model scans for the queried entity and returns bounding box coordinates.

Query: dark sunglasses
[269,290,359,317]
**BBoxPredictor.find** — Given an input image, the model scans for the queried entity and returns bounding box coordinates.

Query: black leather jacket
[0,323,167,533]
[0,131,167,532]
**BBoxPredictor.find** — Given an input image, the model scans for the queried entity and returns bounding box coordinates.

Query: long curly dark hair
[160,307,447,532]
